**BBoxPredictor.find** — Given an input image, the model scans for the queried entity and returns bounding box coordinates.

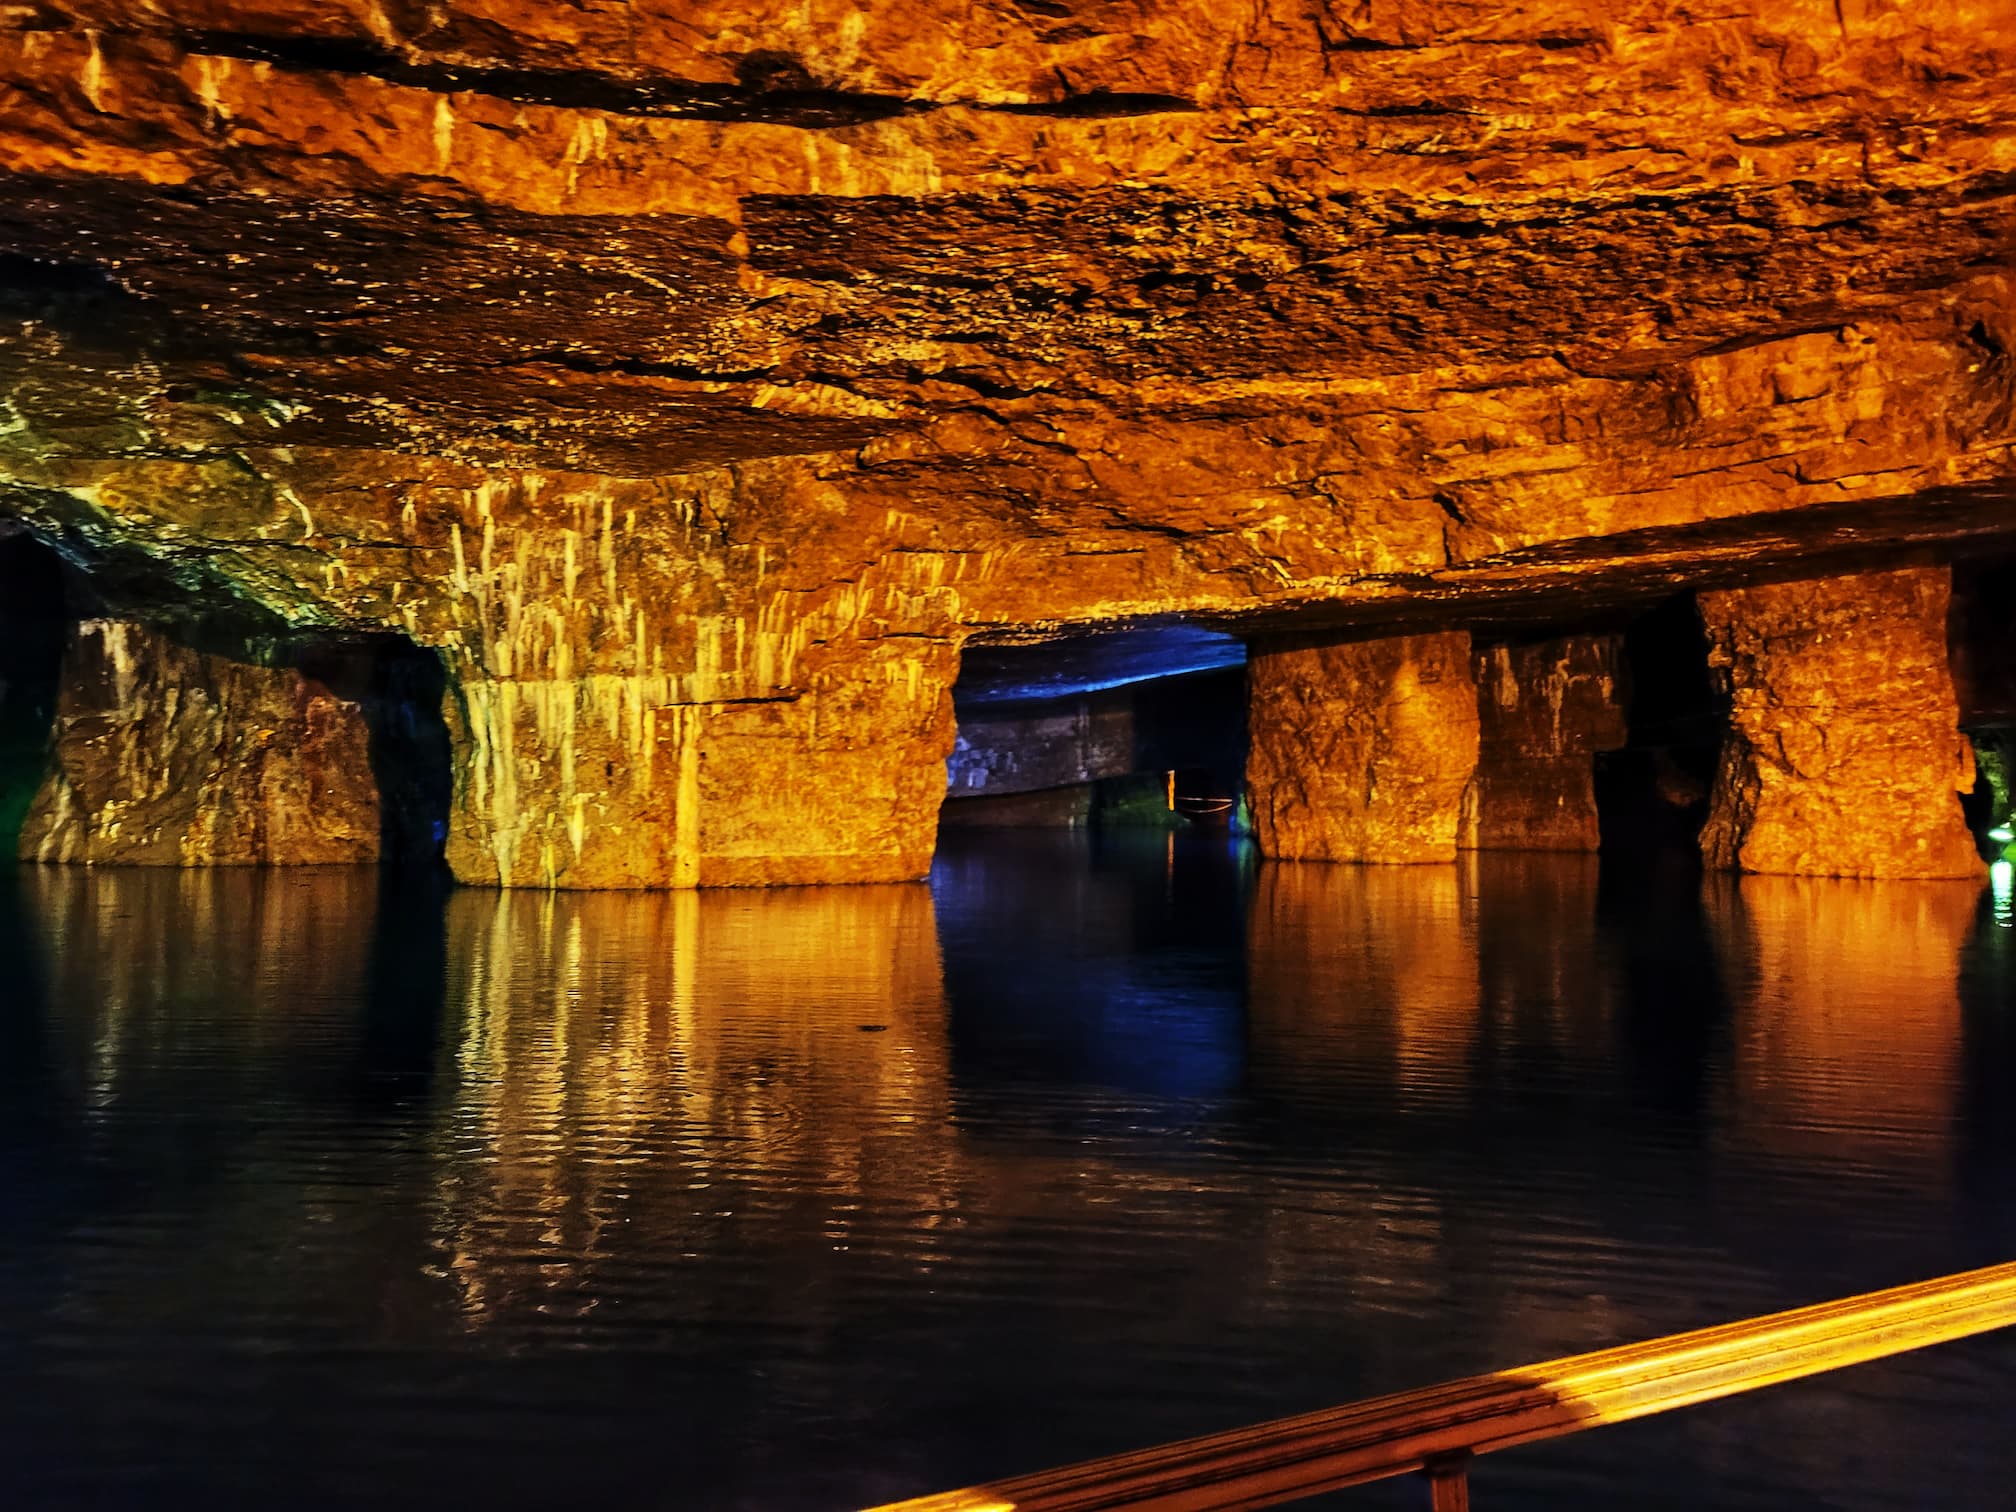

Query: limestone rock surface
[0,2,2012,885]
[22,619,386,866]
[1462,634,1628,852]
[1247,630,1479,864]
[1697,567,1983,879]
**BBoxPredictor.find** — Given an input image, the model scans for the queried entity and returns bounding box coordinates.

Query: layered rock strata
[1461,635,1628,852]
[1246,631,1479,864]
[21,619,386,867]
[1697,567,1983,880]
[0,3,2012,886]
[946,689,1137,802]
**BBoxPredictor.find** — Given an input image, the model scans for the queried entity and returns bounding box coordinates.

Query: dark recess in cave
[1953,551,2016,845]
[295,636,456,872]
[1594,592,1726,859]
[0,531,67,856]
[942,627,1248,834]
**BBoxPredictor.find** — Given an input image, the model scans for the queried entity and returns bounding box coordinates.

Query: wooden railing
[865,1261,2016,1512]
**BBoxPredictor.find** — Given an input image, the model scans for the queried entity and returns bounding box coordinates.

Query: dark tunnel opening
[1593,592,1727,861]
[0,529,70,857]
[1954,551,2016,860]
[940,624,1249,841]
[290,635,456,873]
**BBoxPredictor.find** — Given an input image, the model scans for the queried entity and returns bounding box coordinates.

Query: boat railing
[863,1260,2016,1512]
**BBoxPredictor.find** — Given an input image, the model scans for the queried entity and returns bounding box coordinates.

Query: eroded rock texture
[22,619,386,866]
[947,689,1137,802]
[0,2,2012,884]
[1461,635,1627,852]
[1247,631,1479,863]
[1698,567,1982,879]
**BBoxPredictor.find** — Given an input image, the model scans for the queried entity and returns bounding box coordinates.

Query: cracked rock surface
[0,2,2013,883]
[1698,566,1984,880]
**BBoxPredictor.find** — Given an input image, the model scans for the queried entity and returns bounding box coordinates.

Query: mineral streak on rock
[21,618,384,867]
[1697,567,1984,880]
[1461,634,1628,853]
[1247,630,1479,864]
[0,2,2014,885]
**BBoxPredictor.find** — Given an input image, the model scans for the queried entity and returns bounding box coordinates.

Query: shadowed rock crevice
[0,530,67,855]
[1594,594,1726,858]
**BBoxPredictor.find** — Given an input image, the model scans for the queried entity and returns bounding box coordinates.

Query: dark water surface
[3,834,2015,1509]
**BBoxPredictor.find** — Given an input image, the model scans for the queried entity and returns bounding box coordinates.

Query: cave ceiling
[0,0,2014,644]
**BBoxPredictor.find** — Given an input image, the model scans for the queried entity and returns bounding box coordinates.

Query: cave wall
[0,3,2011,886]
[22,619,387,867]
[947,689,1137,802]
[1461,634,1628,853]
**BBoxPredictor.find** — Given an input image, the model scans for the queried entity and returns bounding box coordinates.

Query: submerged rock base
[1698,567,1983,880]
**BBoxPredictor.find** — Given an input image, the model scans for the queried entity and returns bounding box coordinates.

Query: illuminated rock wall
[1247,631,1479,864]
[20,619,385,867]
[1698,567,1983,880]
[0,3,2013,886]
[444,644,957,890]
[1461,635,1628,853]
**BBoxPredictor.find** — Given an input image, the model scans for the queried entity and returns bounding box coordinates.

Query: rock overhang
[1,2,2014,885]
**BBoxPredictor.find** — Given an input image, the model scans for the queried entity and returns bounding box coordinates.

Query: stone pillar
[444,644,958,890]
[1697,567,1982,879]
[20,619,386,866]
[1246,630,1478,863]
[1460,634,1627,852]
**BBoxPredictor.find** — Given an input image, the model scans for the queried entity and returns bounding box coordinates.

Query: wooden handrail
[865,1260,2016,1512]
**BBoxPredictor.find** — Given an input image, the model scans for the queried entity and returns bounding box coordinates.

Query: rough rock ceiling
[3,2,2015,889]
[0,1,2013,637]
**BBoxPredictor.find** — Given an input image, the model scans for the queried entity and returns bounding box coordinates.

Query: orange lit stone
[1247,631,1479,864]
[1698,568,1984,880]
[1461,635,1627,853]
[21,620,384,867]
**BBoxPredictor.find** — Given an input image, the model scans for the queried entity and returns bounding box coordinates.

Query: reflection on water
[2,840,2014,1509]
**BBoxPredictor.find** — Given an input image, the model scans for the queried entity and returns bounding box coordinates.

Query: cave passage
[0,531,68,856]
[940,624,1249,839]
[1592,592,1726,859]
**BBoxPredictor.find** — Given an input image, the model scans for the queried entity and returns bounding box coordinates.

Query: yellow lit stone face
[1,4,2013,884]
[1246,631,1480,865]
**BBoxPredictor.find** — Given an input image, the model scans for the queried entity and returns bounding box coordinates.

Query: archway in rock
[939,625,1248,839]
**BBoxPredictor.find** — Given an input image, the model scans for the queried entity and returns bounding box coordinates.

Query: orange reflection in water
[1246,859,1480,1109]
[431,884,953,1324]
[20,866,385,1106]
[1707,873,1982,1174]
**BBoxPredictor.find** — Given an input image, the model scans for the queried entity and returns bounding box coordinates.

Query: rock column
[1697,566,1982,879]
[444,642,958,890]
[20,619,387,867]
[1460,634,1627,852]
[1246,630,1479,863]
